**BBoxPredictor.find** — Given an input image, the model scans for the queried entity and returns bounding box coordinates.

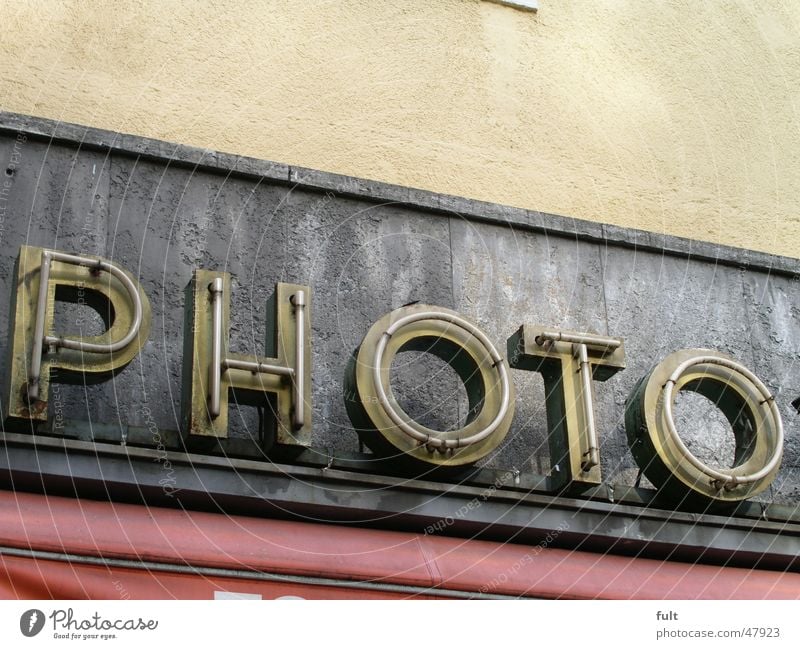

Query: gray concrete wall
[1,112,799,507]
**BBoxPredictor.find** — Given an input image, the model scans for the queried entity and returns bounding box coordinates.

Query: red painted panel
[0,556,432,600]
[0,490,798,599]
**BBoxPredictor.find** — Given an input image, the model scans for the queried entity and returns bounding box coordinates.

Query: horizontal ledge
[1,110,798,277]
[1,432,799,573]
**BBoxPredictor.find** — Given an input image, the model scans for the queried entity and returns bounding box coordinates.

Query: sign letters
[2,246,785,505]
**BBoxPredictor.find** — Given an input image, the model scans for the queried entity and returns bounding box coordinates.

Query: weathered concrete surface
[1,121,799,509]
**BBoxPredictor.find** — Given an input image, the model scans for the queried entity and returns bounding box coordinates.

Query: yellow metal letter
[344,303,515,468]
[625,349,782,504]
[4,245,151,426]
[181,270,311,446]
[507,325,625,489]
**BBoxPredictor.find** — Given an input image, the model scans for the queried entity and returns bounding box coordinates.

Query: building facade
[1,1,799,599]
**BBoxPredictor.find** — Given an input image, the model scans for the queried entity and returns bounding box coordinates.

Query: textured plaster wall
[1,1,799,257]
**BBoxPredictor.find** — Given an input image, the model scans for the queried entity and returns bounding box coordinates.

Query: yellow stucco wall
[1,0,799,256]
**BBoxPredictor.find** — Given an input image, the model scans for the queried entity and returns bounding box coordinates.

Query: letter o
[625,349,783,504]
[344,304,515,468]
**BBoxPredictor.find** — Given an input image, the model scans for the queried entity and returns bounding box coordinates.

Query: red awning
[1,489,798,599]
